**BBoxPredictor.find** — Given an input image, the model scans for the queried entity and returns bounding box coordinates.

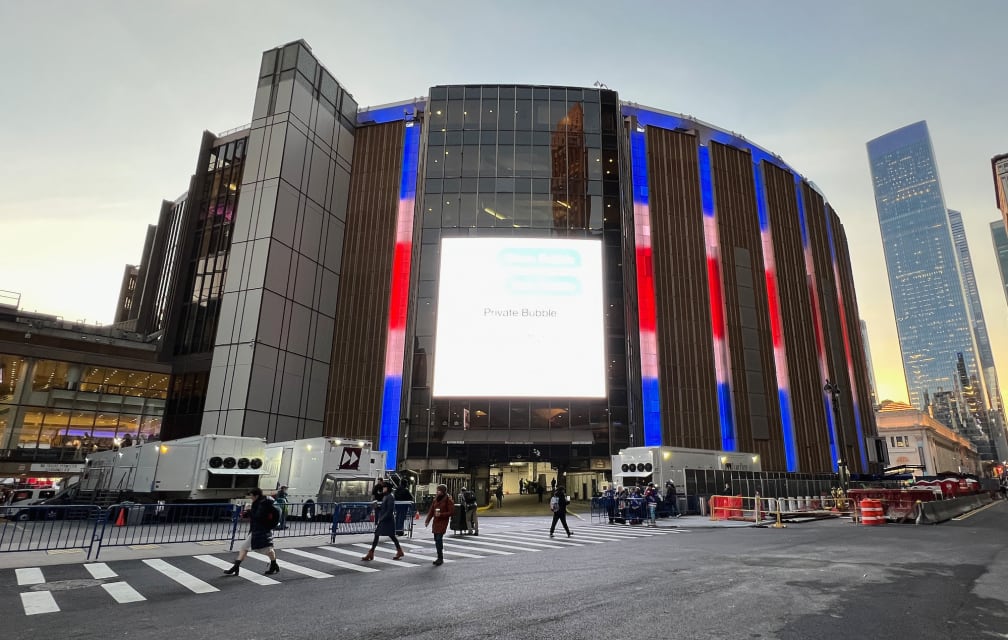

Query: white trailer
[259,437,387,508]
[80,434,266,502]
[611,446,762,490]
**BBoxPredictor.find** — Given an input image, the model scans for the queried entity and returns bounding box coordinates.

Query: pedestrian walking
[549,486,572,538]
[424,484,454,566]
[644,483,660,527]
[224,488,280,576]
[274,485,289,529]
[361,483,405,561]
[664,480,681,517]
[494,483,503,508]
[457,486,479,535]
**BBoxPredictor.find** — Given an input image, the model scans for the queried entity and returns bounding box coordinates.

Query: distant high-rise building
[993,153,1008,230]
[859,318,878,408]
[867,122,996,460]
[948,210,1002,416]
[993,219,1008,307]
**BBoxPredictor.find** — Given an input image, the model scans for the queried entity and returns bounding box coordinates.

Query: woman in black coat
[361,483,405,561]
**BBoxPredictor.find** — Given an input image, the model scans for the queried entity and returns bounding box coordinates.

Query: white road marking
[194,554,279,586]
[143,558,219,594]
[84,563,117,580]
[410,538,513,555]
[102,581,147,603]
[446,537,539,552]
[248,552,333,578]
[16,567,45,586]
[345,544,421,566]
[286,548,380,573]
[473,533,575,549]
[397,541,475,559]
[21,591,60,615]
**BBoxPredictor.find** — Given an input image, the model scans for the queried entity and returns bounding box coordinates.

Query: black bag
[258,500,282,530]
[462,490,477,506]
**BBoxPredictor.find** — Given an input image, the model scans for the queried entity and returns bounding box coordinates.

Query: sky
[1,1,1006,407]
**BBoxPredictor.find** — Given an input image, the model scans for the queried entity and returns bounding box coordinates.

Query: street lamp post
[824,380,848,491]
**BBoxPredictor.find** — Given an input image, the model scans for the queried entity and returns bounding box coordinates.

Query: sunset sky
[2,1,1006,407]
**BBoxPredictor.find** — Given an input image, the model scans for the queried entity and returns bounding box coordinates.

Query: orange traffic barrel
[860,498,885,526]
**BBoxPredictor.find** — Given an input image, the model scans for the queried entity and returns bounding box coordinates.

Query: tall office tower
[993,154,1008,230]
[867,122,995,459]
[859,319,879,408]
[993,220,1008,306]
[948,210,1002,416]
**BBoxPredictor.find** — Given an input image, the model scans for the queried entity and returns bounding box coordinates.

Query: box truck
[78,434,266,503]
[259,437,387,514]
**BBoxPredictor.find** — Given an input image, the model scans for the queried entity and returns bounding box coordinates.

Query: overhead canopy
[441,429,594,445]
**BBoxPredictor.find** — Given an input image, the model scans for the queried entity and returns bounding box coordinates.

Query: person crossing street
[423,484,454,566]
[549,486,572,538]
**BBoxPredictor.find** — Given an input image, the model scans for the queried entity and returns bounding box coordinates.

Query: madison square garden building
[116,41,881,487]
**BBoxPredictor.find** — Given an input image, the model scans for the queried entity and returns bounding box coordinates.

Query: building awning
[441,430,595,445]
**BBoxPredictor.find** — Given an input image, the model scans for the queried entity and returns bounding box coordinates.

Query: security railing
[1,500,417,559]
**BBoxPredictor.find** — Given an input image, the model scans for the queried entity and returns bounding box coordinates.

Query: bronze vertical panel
[762,163,830,472]
[645,128,719,451]
[324,121,405,444]
[830,210,880,473]
[711,142,783,470]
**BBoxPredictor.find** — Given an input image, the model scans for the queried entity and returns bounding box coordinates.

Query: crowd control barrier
[1,500,416,559]
[0,505,103,556]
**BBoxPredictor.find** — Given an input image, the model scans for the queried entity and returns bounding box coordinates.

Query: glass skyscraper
[867,122,995,458]
[992,219,1008,307]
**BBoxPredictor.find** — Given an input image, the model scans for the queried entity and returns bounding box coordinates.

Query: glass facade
[0,353,166,461]
[867,122,990,453]
[992,219,1008,308]
[402,85,630,469]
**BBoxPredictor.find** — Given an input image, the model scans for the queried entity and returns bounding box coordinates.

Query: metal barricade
[95,502,238,559]
[329,501,415,542]
[0,504,103,556]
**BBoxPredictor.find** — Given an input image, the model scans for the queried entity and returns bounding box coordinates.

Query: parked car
[2,487,57,521]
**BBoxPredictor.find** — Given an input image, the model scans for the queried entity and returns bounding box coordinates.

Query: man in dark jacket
[224,488,279,576]
[361,483,405,561]
[549,486,572,538]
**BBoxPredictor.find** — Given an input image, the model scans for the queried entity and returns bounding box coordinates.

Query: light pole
[824,380,848,491]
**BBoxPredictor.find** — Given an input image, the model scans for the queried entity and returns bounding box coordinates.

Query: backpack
[549,496,559,512]
[258,498,282,530]
[463,490,477,507]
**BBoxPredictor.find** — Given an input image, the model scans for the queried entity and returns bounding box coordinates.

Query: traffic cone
[114,508,126,527]
[414,510,420,521]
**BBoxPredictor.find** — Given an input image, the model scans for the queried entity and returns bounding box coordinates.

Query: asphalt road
[3,504,1007,640]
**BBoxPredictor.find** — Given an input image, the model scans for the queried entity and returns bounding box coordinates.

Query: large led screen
[432,238,606,398]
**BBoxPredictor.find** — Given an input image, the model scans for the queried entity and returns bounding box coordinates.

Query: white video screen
[432,237,606,398]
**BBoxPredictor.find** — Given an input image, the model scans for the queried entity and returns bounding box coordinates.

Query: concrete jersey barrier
[915,494,993,525]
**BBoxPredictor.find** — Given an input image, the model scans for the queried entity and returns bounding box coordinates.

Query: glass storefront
[0,353,167,461]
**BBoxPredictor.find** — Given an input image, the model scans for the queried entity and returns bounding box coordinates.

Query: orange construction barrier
[344,511,352,524]
[860,498,885,526]
[114,507,127,527]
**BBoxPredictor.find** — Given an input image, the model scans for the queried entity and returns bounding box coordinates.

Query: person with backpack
[549,486,572,538]
[423,484,454,566]
[274,485,289,530]
[457,486,479,535]
[224,487,280,576]
[361,482,405,561]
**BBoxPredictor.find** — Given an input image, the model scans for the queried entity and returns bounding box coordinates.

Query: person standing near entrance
[224,488,279,576]
[361,483,405,561]
[274,485,289,529]
[424,484,454,566]
[549,486,572,538]
[536,482,545,503]
[494,483,503,508]
[458,486,479,535]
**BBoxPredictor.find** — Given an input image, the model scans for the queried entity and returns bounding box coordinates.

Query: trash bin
[394,501,413,537]
[450,504,467,533]
[126,504,146,525]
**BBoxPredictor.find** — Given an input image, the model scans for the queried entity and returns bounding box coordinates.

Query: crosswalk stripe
[143,558,219,594]
[567,531,651,541]
[445,537,539,553]
[410,538,513,556]
[249,552,333,578]
[84,563,117,580]
[473,534,575,549]
[576,529,664,540]
[286,548,379,573]
[398,541,483,559]
[16,567,45,586]
[102,581,146,603]
[21,591,59,615]
[193,555,279,586]
[390,543,456,562]
[347,544,422,566]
